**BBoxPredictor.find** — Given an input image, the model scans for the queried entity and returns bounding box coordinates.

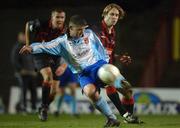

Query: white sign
[8,86,180,115]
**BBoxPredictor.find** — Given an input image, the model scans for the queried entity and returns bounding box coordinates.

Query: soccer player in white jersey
[20,15,126,127]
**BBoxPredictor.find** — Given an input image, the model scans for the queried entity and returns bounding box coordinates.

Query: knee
[83,89,95,98]
[42,74,53,85]
[41,68,53,81]
[83,85,99,101]
[44,73,52,81]
[42,76,53,88]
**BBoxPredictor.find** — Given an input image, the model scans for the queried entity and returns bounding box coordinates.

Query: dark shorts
[33,53,61,80]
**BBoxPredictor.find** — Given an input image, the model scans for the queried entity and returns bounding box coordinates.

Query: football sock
[55,95,64,112]
[71,96,77,114]
[42,82,51,108]
[106,86,127,116]
[48,93,55,105]
[122,96,134,114]
[94,97,116,119]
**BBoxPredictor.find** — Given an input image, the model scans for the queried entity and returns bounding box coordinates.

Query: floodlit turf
[0,114,180,128]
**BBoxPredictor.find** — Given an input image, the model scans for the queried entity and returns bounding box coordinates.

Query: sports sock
[48,93,55,105]
[94,97,116,119]
[71,96,77,114]
[106,86,127,116]
[42,82,51,107]
[122,96,134,114]
[55,95,64,112]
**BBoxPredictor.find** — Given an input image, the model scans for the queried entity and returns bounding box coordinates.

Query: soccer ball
[98,64,121,85]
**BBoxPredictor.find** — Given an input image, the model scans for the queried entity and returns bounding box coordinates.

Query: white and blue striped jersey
[31,29,109,73]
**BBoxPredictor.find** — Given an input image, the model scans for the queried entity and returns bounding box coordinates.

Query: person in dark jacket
[11,31,38,113]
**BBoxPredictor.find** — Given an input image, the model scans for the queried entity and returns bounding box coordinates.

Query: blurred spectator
[10,31,38,113]
[53,60,79,117]
[0,97,5,114]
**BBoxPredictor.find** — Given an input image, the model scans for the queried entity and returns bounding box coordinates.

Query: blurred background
[0,0,180,114]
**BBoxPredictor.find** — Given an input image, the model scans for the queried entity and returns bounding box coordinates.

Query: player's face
[51,12,65,29]
[69,26,85,38]
[104,8,119,27]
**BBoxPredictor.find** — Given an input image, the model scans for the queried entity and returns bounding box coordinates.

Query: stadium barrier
[8,86,180,115]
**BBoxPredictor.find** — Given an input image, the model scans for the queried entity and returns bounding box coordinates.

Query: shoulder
[84,28,93,33]
[84,28,96,38]
[56,34,67,42]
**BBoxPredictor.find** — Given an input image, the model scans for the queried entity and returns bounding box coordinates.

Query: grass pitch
[0,114,180,128]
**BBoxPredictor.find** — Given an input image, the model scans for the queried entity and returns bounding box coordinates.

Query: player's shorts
[58,67,78,87]
[33,53,61,80]
[78,60,107,89]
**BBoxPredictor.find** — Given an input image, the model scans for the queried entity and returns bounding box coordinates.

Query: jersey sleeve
[30,35,66,56]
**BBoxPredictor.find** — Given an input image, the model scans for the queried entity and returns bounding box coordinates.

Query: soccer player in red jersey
[25,8,67,121]
[97,3,142,123]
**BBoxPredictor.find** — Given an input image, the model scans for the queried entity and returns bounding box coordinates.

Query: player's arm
[25,22,30,46]
[55,57,68,76]
[25,19,41,46]
[55,63,67,76]
[19,36,65,56]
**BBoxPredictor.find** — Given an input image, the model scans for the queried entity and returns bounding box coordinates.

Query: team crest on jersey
[83,37,89,44]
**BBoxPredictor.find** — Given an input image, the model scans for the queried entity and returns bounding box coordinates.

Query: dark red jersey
[29,19,66,43]
[99,20,116,64]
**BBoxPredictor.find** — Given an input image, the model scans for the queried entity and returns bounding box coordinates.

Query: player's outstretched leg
[94,96,120,127]
[83,84,120,127]
[117,80,144,124]
[106,86,127,116]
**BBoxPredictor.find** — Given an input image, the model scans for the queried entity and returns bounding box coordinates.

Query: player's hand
[55,63,67,76]
[119,54,132,66]
[19,45,32,54]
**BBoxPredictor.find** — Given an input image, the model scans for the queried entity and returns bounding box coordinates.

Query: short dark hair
[51,8,65,14]
[51,8,65,16]
[69,15,87,27]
